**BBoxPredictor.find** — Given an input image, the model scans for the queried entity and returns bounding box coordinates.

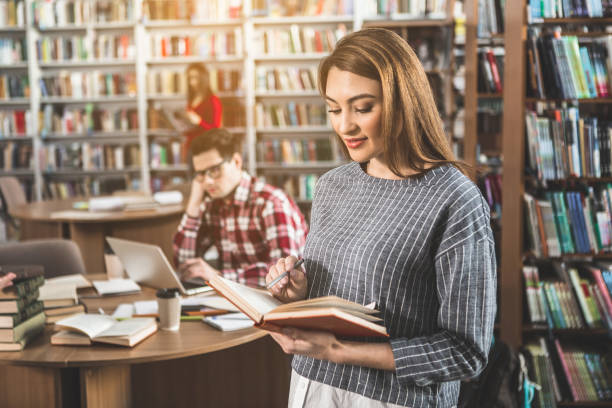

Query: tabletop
[0,282,267,368]
[10,199,184,223]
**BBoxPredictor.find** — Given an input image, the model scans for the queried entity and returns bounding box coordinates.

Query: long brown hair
[318,28,468,177]
[186,62,212,104]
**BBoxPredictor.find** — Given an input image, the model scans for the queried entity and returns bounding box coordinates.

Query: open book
[51,314,157,347]
[207,276,388,338]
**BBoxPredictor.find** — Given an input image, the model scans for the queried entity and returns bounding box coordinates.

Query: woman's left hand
[186,110,201,125]
[270,327,340,362]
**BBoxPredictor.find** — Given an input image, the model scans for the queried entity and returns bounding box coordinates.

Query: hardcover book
[208,275,388,338]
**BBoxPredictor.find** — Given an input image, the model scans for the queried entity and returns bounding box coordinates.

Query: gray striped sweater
[293,161,497,407]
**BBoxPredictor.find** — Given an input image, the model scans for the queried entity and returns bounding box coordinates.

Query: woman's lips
[344,137,367,149]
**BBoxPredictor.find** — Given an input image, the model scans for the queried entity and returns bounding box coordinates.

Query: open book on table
[207,276,388,338]
[51,314,157,347]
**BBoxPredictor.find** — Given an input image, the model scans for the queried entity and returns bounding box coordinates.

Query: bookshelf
[501,0,612,405]
[0,0,466,206]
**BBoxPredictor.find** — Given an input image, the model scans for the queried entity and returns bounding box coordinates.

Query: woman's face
[325,67,383,163]
[187,69,205,92]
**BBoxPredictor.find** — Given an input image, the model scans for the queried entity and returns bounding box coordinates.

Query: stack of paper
[203,313,254,331]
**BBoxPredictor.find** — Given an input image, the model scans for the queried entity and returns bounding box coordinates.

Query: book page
[93,279,141,295]
[181,295,240,312]
[38,282,77,301]
[274,296,379,314]
[95,318,155,338]
[55,314,117,338]
[46,274,92,289]
[217,277,282,316]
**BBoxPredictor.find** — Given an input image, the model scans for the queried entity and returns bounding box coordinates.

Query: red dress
[184,93,222,148]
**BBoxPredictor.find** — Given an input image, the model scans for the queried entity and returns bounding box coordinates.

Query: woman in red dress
[184,62,222,148]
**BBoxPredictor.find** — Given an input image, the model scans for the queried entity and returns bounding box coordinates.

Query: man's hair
[190,128,243,158]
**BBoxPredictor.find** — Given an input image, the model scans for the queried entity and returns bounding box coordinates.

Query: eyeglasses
[194,160,227,180]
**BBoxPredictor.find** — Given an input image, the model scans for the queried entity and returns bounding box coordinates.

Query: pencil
[266,258,304,290]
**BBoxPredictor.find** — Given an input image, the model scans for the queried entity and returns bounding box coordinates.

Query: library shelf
[0,26,26,33]
[362,16,452,28]
[256,126,333,136]
[149,165,189,173]
[525,97,612,104]
[0,136,33,142]
[0,169,34,177]
[253,53,329,62]
[523,251,612,261]
[522,325,610,337]
[144,19,243,28]
[525,176,612,184]
[0,98,29,106]
[254,90,320,98]
[256,161,344,172]
[529,17,612,25]
[146,56,243,65]
[559,31,612,37]
[147,91,243,101]
[147,127,245,138]
[92,22,135,30]
[36,24,88,32]
[251,15,354,25]
[478,93,503,99]
[0,63,27,69]
[45,168,141,177]
[42,132,140,143]
[38,60,136,68]
[40,96,137,104]
[556,402,612,408]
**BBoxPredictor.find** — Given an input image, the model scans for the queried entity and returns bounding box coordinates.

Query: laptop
[105,237,213,296]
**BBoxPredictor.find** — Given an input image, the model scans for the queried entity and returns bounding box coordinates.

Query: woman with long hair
[265,28,496,408]
[183,62,222,147]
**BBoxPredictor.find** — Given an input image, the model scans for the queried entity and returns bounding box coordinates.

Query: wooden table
[10,199,185,274]
[0,284,292,408]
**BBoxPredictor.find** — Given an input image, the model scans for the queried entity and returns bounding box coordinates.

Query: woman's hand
[266,256,307,303]
[270,327,340,362]
[0,273,16,289]
[186,110,201,125]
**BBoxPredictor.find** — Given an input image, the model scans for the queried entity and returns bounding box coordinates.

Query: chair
[0,177,27,241]
[0,239,87,278]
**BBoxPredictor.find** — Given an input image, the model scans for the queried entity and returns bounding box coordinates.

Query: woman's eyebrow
[325,93,377,104]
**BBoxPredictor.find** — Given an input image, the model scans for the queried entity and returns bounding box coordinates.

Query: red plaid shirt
[173,172,308,287]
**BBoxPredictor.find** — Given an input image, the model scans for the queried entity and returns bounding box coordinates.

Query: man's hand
[186,178,206,217]
[270,327,340,362]
[265,256,307,303]
[178,258,219,282]
[186,110,201,125]
[0,273,16,290]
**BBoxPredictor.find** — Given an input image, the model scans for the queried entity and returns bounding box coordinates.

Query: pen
[180,315,204,321]
[266,258,304,290]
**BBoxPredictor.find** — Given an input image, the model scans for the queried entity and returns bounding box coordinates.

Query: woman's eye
[355,106,372,113]
[327,109,341,114]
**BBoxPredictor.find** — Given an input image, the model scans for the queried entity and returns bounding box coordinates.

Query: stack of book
[523,188,612,257]
[0,265,46,351]
[148,31,242,59]
[0,36,26,64]
[40,104,139,136]
[0,73,29,100]
[0,0,26,28]
[0,109,32,137]
[38,280,85,325]
[522,261,612,331]
[478,48,504,94]
[254,24,348,55]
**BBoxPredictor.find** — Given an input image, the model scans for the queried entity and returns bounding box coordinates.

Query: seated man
[174,128,308,287]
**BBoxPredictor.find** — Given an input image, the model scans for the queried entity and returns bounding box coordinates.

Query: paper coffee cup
[156,288,181,331]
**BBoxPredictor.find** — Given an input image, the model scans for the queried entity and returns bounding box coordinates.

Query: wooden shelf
[149,165,189,173]
[522,325,610,337]
[42,131,139,143]
[252,15,354,25]
[0,26,26,32]
[92,21,135,30]
[0,169,34,177]
[144,19,243,28]
[528,176,612,184]
[529,17,612,25]
[40,96,137,104]
[524,251,612,261]
[253,53,330,61]
[0,98,29,106]
[45,168,141,176]
[257,161,344,173]
[39,59,135,68]
[0,62,27,69]
[146,56,243,64]
[526,97,612,104]
[36,24,88,32]
[0,135,33,142]
[478,93,503,99]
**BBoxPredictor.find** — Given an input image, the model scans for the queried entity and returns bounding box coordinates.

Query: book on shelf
[0,37,26,64]
[252,0,353,17]
[528,0,611,19]
[0,109,32,137]
[361,0,446,17]
[477,48,504,93]
[265,174,319,202]
[148,30,243,59]
[33,0,91,28]
[526,28,611,100]
[0,73,29,99]
[0,141,32,171]
[253,24,348,55]
[37,33,134,62]
[95,0,133,23]
[256,66,318,92]
[258,139,336,164]
[255,102,328,128]
[207,275,388,337]
[477,0,505,36]
[0,312,45,349]
[41,143,140,172]
[0,0,25,28]
[40,104,139,136]
[44,176,139,200]
[51,314,157,347]
[143,0,242,21]
[149,141,183,168]
[39,71,137,99]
